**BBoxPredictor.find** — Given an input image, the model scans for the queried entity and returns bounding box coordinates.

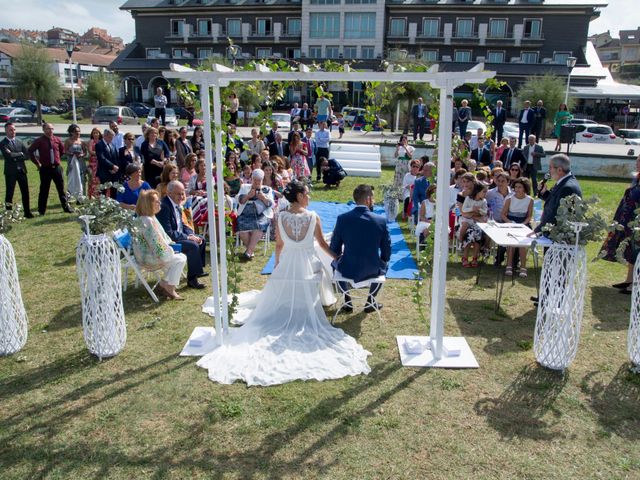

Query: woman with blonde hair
[157,163,179,198]
[180,153,197,186]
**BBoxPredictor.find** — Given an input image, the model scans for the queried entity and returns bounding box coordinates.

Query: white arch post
[168,62,492,367]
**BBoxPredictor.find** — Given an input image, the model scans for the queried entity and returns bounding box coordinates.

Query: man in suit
[491,100,507,142]
[532,99,547,142]
[470,141,492,167]
[268,133,289,157]
[302,127,317,173]
[156,181,206,289]
[534,154,582,235]
[411,97,428,141]
[1,122,33,217]
[175,126,193,169]
[522,134,546,193]
[95,129,120,197]
[500,136,526,170]
[411,162,434,222]
[330,184,391,312]
[517,100,535,148]
[265,122,279,146]
[299,102,313,130]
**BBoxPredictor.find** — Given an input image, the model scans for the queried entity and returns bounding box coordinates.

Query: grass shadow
[330,310,368,339]
[474,363,569,440]
[53,256,76,267]
[47,303,82,331]
[590,286,630,331]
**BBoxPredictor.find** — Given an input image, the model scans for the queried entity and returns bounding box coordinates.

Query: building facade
[112,0,608,107]
[590,27,640,72]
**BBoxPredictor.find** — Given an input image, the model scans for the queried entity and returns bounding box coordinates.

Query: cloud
[589,0,640,36]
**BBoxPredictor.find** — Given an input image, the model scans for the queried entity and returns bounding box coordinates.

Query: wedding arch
[164,62,495,367]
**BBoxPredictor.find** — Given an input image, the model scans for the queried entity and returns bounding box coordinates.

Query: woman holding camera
[236,168,275,259]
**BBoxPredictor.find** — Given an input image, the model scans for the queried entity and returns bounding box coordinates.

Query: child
[337,113,345,139]
[402,159,421,221]
[320,157,347,187]
[240,164,253,184]
[459,182,488,268]
[415,184,437,239]
[501,177,533,278]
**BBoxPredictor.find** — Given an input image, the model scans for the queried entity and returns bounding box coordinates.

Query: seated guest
[224,153,242,196]
[190,126,205,153]
[261,160,284,199]
[411,162,434,222]
[486,170,512,265]
[132,190,187,300]
[156,181,206,289]
[118,163,151,211]
[402,159,420,220]
[501,177,533,277]
[508,163,523,185]
[157,163,179,198]
[240,164,252,184]
[415,184,437,239]
[180,153,197,187]
[236,169,275,260]
[274,155,291,186]
[188,158,208,226]
[321,157,347,188]
[449,169,467,209]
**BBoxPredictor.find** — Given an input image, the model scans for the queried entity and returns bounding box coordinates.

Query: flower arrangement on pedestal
[73,183,136,235]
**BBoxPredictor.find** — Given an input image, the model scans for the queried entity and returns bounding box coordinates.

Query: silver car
[147,108,179,127]
[92,106,139,125]
[0,107,36,124]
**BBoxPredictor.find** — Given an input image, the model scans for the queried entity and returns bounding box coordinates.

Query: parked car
[127,102,152,117]
[0,107,36,123]
[147,108,179,127]
[92,106,139,125]
[574,124,617,144]
[341,106,366,126]
[617,128,640,145]
[502,121,520,139]
[351,114,386,131]
[271,112,291,131]
[569,118,598,126]
[11,100,50,114]
[238,107,261,121]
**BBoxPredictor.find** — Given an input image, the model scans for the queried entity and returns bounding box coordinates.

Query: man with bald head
[95,128,120,197]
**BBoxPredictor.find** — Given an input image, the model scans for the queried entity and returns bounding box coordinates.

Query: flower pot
[384,197,399,223]
[534,244,587,371]
[0,234,28,355]
[629,253,640,367]
[76,233,126,360]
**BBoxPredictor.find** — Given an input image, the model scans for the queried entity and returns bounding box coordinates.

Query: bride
[197,180,371,386]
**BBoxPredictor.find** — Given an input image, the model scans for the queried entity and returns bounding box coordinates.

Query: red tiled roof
[0,43,116,67]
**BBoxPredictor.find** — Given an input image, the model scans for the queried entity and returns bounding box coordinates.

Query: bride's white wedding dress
[196,209,371,386]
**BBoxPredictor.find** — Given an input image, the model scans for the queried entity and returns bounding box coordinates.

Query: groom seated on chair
[330,184,392,313]
[156,180,207,289]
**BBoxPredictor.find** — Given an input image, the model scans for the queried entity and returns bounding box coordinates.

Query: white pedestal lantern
[534,223,588,371]
[383,196,399,223]
[0,234,28,355]
[629,253,640,367]
[76,216,126,360]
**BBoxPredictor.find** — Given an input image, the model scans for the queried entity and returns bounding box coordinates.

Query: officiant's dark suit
[1,124,32,216]
[95,134,121,197]
[330,185,391,307]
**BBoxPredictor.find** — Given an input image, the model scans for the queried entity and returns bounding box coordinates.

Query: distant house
[590,27,640,72]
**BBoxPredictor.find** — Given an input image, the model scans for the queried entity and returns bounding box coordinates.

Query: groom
[330,184,391,312]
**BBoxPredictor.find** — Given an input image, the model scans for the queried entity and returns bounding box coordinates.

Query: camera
[261,187,269,194]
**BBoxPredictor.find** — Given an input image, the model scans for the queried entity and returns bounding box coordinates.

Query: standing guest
[224,153,242,196]
[411,162,434,222]
[227,92,239,126]
[95,129,120,197]
[469,128,484,150]
[458,99,472,138]
[119,132,141,173]
[190,126,205,153]
[429,115,437,142]
[599,154,640,295]
[1,122,33,217]
[320,157,347,188]
[134,123,148,158]
[265,122,279,145]
[517,100,535,148]
[533,100,547,142]
[28,123,72,215]
[287,122,303,144]
[412,97,428,141]
[225,124,244,158]
[314,94,332,124]
[154,87,168,126]
[290,102,301,123]
[500,136,525,171]
[491,100,507,142]
[299,102,313,130]
[314,121,331,181]
[180,153,197,187]
[394,135,415,189]
[87,127,102,198]
[141,127,169,189]
[337,113,345,139]
[452,99,459,134]
[402,159,421,221]
[553,103,573,152]
[157,163,180,198]
[109,121,125,151]
[302,127,317,174]
[288,132,310,180]
[236,169,275,259]
[268,133,289,158]
[522,134,545,193]
[117,163,151,211]
[64,124,88,200]
[156,181,206,289]
[132,189,187,300]
[175,126,193,170]
[501,177,533,277]
[247,128,265,156]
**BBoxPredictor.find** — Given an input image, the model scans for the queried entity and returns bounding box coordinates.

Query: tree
[10,43,61,124]
[515,74,575,120]
[82,70,119,108]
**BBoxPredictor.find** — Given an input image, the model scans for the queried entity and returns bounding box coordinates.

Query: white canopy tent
[166,62,495,367]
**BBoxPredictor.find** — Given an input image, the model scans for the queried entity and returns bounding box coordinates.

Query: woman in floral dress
[288,132,309,180]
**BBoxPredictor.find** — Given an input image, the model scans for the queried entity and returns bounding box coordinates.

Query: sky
[0,0,638,44]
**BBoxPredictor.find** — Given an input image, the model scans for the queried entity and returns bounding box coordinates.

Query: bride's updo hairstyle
[283,180,306,203]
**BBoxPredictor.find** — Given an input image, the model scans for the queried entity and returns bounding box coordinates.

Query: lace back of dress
[280,211,314,243]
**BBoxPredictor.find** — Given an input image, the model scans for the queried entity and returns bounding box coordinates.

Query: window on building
[553,52,570,64]
[198,48,213,59]
[361,46,375,59]
[309,46,323,59]
[287,18,301,36]
[422,18,440,37]
[146,48,161,59]
[524,19,542,38]
[326,46,340,58]
[521,51,538,63]
[257,47,271,58]
[227,19,242,36]
[344,46,358,58]
[287,48,301,59]
[487,51,505,63]
[456,19,473,38]
[489,19,507,38]
[454,50,472,62]
[173,48,186,58]
[344,13,376,39]
[171,19,185,36]
[389,18,406,36]
[421,50,438,62]
[197,19,212,36]
[256,18,272,36]
[346,0,376,3]
[310,0,340,4]
[310,13,340,38]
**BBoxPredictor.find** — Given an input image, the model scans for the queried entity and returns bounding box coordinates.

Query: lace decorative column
[384,197,399,223]
[0,234,28,355]
[76,217,126,360]
[534,223,588,371]
[629,253,640,367]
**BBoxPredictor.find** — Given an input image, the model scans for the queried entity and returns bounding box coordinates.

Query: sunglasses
[510,168,520,171]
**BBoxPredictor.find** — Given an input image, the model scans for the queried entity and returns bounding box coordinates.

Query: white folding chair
[235,224,271,256]
[332,271,386,325]
[113,229,160,303]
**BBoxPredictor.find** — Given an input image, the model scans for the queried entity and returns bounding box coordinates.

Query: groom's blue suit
[330,205,392,283]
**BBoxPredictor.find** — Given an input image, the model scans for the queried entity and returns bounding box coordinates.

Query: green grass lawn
[0,167,639,479]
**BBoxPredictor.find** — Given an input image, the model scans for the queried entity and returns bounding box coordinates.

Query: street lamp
[65,42,77,123]
[564,56,577,106]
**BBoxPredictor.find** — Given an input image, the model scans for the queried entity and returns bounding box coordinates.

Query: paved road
[10,122,638,157]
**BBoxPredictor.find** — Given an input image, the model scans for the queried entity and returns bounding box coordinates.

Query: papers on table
[478,222,553,248]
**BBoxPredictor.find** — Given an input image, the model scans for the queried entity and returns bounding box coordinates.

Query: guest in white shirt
[314,122,331,181]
